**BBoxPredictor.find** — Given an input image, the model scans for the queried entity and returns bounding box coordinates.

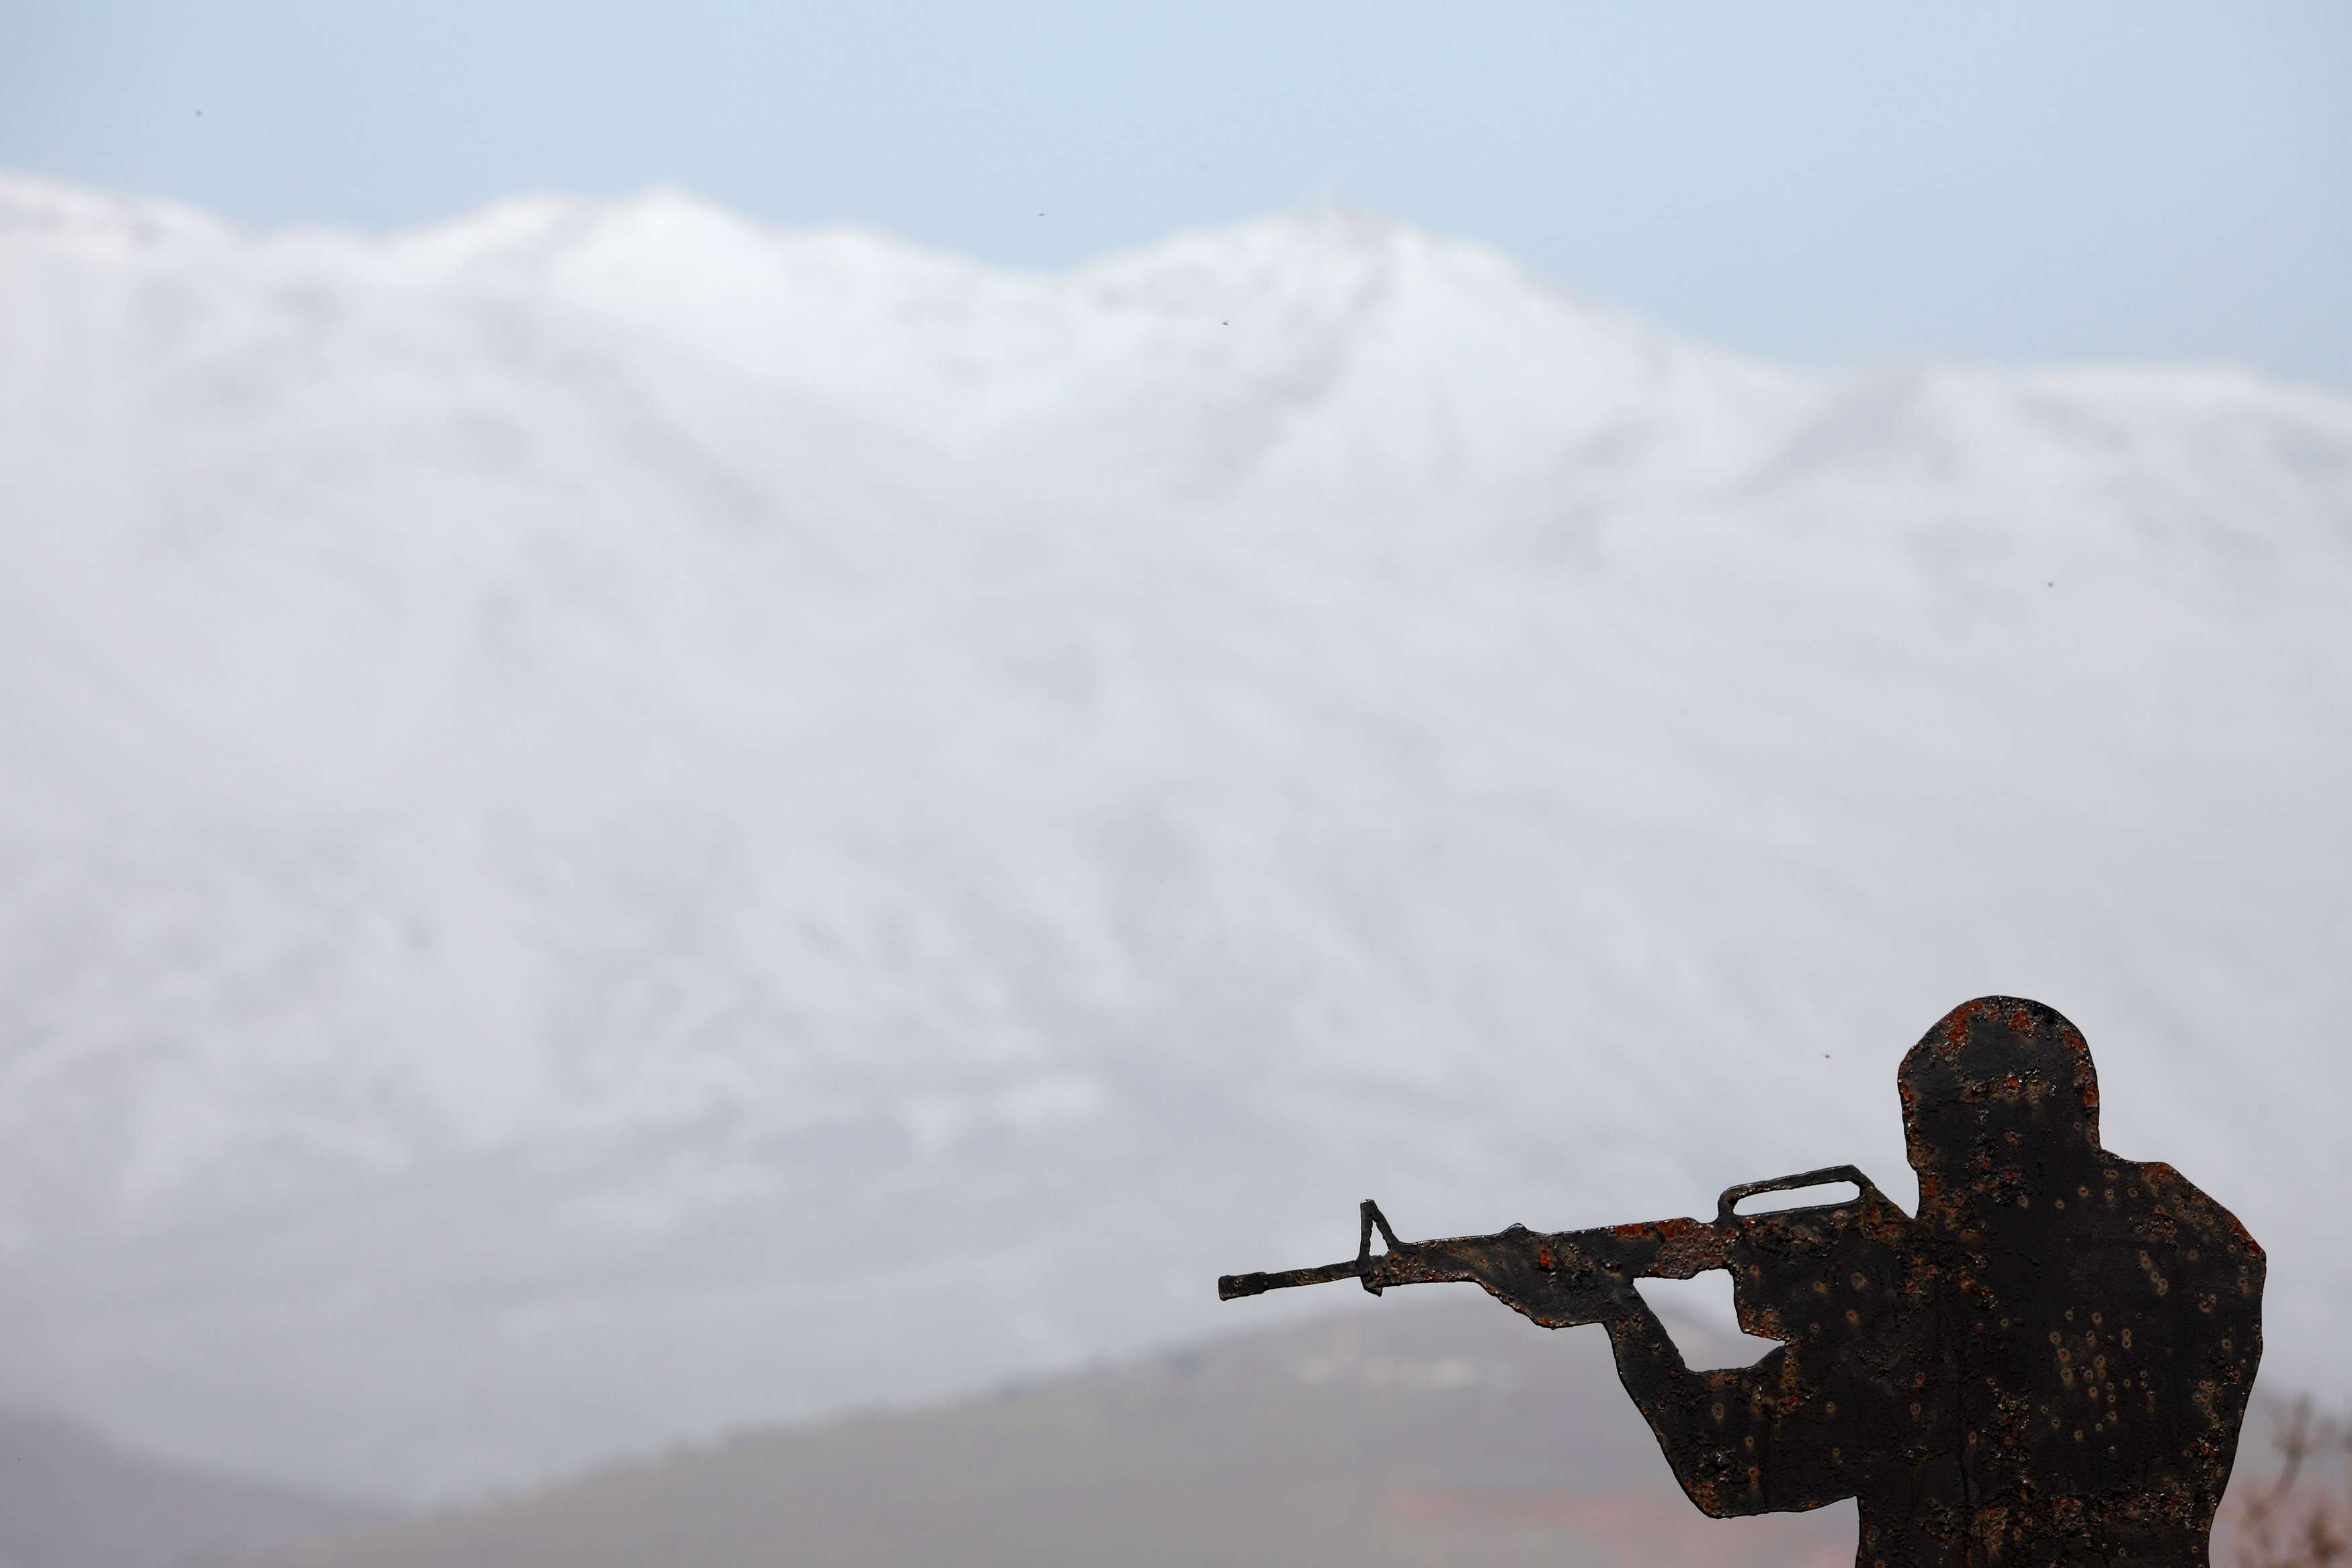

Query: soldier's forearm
[1601,1292,1692,1384]
[1600,1303,1783,1519]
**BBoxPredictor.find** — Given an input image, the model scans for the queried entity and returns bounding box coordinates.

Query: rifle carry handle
[1712,1164,1874,1225]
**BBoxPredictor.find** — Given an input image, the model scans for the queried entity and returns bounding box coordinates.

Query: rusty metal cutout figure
[1220,997,2265,1566]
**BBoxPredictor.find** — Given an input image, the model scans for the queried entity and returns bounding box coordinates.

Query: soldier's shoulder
[2115,1157,2264,1262]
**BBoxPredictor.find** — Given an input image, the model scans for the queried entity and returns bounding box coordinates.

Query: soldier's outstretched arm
[1599,1298,1847,1518]
[1601,1298,1771,1518]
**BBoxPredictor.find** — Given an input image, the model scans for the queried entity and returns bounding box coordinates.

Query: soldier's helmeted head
[1898,996,2101,1222]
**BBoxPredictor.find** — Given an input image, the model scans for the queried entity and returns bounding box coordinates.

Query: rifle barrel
[1217,1257,1366,1300]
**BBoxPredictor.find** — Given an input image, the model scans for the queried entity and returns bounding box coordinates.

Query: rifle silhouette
[1218,1166,1874,1331]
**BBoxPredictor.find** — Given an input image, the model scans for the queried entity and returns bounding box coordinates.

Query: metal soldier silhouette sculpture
[1219,998,2264,1566]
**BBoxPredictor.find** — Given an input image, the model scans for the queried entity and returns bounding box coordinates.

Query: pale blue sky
[5,1,2349,386]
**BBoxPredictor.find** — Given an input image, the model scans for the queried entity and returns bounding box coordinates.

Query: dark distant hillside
[0,1405,386,1568]
[247,1298,1852,1568]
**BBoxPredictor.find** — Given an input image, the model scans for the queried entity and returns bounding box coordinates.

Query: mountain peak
[1073,204,1526,303]
[378,184,978,289]
[0,172,230,258]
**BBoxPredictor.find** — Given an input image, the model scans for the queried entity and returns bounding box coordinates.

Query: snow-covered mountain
[1,173,2347,1502]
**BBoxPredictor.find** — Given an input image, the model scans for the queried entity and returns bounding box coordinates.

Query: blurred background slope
[0,1401,384,1568]
[241,1297,1855,1568]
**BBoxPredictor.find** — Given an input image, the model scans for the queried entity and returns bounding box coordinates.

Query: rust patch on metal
[1218,995,2264,1566]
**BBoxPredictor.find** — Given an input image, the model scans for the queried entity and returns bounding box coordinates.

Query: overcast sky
[4,1,2349,388]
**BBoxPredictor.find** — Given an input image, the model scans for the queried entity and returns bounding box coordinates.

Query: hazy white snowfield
[1,174,2347,1501]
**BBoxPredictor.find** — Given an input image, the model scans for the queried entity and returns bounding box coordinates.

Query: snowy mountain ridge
[0,173,2347,1501]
